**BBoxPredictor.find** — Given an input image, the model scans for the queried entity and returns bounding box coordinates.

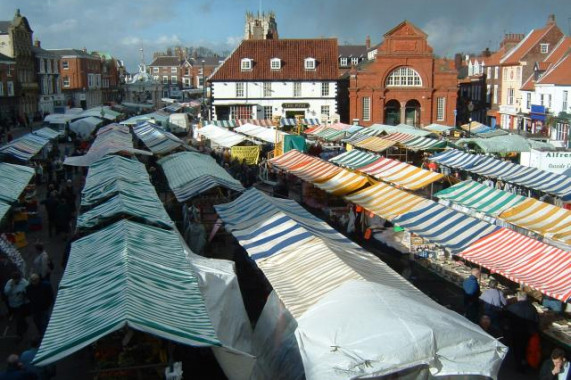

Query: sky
[1,0,569,71]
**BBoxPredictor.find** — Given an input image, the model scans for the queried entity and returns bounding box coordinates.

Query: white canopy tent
[69,116,104,139]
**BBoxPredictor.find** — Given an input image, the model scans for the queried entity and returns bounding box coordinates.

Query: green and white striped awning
[435,180,527,217]
[329,150,379,169]
[0,163,35,203]
[33,220,220,366]
[401,136,449,151]
[314,128,347,142]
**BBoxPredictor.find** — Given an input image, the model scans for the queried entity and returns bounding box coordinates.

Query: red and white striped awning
[383,132,416,143]
[459,228,571,302]
[290,160,342,183]
[270,149,314,170]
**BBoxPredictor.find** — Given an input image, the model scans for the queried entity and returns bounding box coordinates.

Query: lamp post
[201,60,206,121]
[468,117,472,137]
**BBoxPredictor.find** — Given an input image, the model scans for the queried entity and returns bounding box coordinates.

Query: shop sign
[282,103,309,109]
[522,148,571,174]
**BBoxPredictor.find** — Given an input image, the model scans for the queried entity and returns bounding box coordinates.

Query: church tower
[244,11,278,40]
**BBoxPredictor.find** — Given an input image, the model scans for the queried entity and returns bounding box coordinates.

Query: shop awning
[69,117,104,140]
[304,125,326,135]
[0,133,50,161]
[384,132,415,143]
[120,112,169,126]
[329,149,379,169]
[0,202,10,221]
[461,121,491,134]
[0,163,35,203]
[199,124,247,148]
[208,120,240,128]
[289,159,342,183]
[80,106,122,121]
[238,119,275,127]
[342,128,384,144]
[269,149,315,170]
[359,157,443,190]
[77,192,173,230]
[32,127,62,140]
[281,118,320,126]
[133,122,184,154]
[353,136,397,152]
[158,151,244,202]
[499,198,571,245]
[369,124,433,137]
[235,123,287,144]
[401,136,450,151]
[429,149,484,169]
[313,128,347,142]
[313,170,369,196]
[33,220,220,366]
[423,123,454,133]
[345,182,432,221]
[393,202,500,252]
[435,180,527,216]
[215,189,506,379]
[456,135,554,153]
[459,228,571,302]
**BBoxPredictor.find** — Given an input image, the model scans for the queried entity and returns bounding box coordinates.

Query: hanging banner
[231,146,260,165]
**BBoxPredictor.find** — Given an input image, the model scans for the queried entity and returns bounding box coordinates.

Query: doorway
[384,100,400,125]
[405,99,420,127]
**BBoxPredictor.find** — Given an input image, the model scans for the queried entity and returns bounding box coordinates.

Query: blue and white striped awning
[33,127,62,140]
[132,122,184,154]
[0,133,50,161]
[329,149,379,169]
[281,118,320,126]
[393,202,500,252]
[428,149,483,169]
[165,104,183,113]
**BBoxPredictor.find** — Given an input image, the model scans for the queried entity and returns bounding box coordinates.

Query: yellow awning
[290,160,342,183]
[314,170,369,196]
[354,137,397,152]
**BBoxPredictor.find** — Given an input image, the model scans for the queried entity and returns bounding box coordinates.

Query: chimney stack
[547,14,556,25]
[365,35,371,49]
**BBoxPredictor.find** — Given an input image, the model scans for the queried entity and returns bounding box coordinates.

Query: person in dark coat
[462,268,481,323]
[26,274,54,337]
[539,348,570,380]
[40,191,59,238]
[53,196,72,239]
[505,291,539,372]
[0,354,37,380]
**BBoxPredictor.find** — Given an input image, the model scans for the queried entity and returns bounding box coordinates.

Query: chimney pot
[365,35,371,49]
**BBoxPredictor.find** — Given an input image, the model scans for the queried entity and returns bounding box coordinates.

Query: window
[494,67,499,79]
[263,106,273,119]
[321,105,329,117]
[437,97,445,121]
[63,76,70,88]
[62,60,69,70]
[270,58,281,70]
[304,58,315,70]
[162,76,168,84]
[351,57,359,65]
[362,97,370,121]
[88,74,93,88]
[340,57,348,67]
[153,67,159,73]
[321,83,329,97]
[540,43,549,54]
[171,75,177,84]
[555,122,568,141]
[241,58,252,71]
[7,81,14,96]
[548,94,552,109]
[487,67,491,79]
[493,85,498,104]
[540,94,544,106]
[183,78,191,88]
[293,82,301,97]
[563,90,568,110]
[263,82,271,97]
[508,88,514,105]
[39,59,45,73]
[171,67,177,73]
[236,82,244,97]
[230,105,251,119]
[153,75,159,81]
[385,67,422,87]
[526,93,531,109]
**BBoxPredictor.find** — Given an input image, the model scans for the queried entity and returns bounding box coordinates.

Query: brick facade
[348,21,457,127]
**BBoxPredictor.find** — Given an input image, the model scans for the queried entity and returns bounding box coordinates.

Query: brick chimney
[547,14,556,25]
[34,39,40,48]
[500,33,525,51]
[365,35,371,49]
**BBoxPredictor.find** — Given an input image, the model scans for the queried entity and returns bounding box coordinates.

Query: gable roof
[383,20,427,38]
[48,49,98,59]
[521,73,535,91]
[537,53,571,85]
[209,38,338,81]
[544,36,571,65]
[0,52,15,64]
[338,45,367,58]
[0,21,11,34]
[148,55,181,67]
[501,23,558,65]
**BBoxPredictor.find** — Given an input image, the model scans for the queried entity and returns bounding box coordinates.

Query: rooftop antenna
[259,0,262,16]
[139,45,145,65]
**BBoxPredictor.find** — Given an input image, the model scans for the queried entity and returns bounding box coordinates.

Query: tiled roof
[31,46,58,58]
[188,56,225,66]
[339,45,367,58]
[0,52,15,63]
[48,49,98,59]
[149,56,181,67]
[544,36,571,65]
[520,73,535,91]
[537,54,571,85]
[0,21,11,34]
[485,47,506,66]
[501,24,556,65]
[210,38,338,81]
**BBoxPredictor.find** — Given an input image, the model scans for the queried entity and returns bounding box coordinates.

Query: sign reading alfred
[521,149,571,174]
[282,103,309,109]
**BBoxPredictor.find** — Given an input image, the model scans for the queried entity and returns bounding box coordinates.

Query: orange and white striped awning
[499,198,571,246]
[359,157,443,190]
[290,159,342,183]
[345,182,431,221]
[459,228,571,302]
[270,149,315,170]
[353,137,397,152]
[314,170,369,196]
[384,132,416,143]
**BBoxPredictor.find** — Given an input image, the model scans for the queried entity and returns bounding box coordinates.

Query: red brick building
[348,21,457,127]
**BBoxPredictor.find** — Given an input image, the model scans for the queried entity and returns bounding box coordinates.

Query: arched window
[385,67,422,87]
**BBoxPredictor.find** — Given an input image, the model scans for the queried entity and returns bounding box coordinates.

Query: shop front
[282,102,308,119]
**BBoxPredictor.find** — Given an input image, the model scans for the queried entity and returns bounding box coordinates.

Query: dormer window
[241,58,253,71]
[304,58,316,70]
[270,58,281,70]
[540,43,549,54]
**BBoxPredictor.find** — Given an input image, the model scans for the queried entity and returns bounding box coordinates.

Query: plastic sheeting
[456,135,555,153]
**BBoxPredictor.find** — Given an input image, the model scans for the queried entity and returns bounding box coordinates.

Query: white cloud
[36,18,78,34]
[226,35,242,46]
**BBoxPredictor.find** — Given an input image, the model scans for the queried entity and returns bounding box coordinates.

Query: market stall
[132,122,186,155]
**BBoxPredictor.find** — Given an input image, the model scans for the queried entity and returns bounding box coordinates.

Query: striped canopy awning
[313,170,369,196]
[269,149,314,170]
[342,128,384,144]
[429,149,483,169]
[393,202,500,252]
[33,127,61,140]
[435,180,527,216]
[0,133,50,161]
[353,136,397,152]
[238,119,275,127]
[383,132,416,143]
[290,159,342,183]
[402,136,449,151]
[133,122,184,154]
[314,128,347,141]
[499,198,571,245]
[423,124,454,133]
[461,121,491,134]
[359,157,443,190]
[235,123,287,144]
[345,182,431,221]
[281,118,320,126]
[158,151,244,201]
[329,149,379,169]
[33,220,220,366]
[459,228,571,302]
[304,125,326,135]
[0,163,35,203]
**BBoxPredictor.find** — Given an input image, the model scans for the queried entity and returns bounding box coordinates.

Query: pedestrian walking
[505,291,539,372]
[20,338,53,380]
[462,268,481,323]
[0,354,38,380]
[26,274,54,337]
[54,196,72,239]
[40,191,59,238]
[3,272,30,338]
[31,245,52,283]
